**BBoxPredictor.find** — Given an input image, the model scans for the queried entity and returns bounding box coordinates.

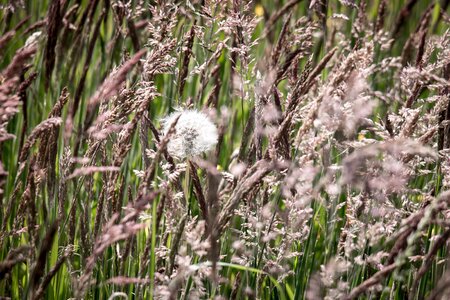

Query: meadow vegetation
[1,0,450,299]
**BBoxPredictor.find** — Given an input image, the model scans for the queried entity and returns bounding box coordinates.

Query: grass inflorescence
[1,0,450,299]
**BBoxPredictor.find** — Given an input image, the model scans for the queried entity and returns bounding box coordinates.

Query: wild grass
[1,0,450,299]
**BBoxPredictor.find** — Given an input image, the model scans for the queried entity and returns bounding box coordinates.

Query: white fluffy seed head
[162,109,218,159]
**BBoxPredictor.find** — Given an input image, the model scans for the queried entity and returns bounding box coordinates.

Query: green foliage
[0,0,449,299]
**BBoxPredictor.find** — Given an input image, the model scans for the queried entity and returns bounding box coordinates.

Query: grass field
[1,0,450,299]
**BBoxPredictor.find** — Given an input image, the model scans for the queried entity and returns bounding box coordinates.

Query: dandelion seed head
[162,109,218,159]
